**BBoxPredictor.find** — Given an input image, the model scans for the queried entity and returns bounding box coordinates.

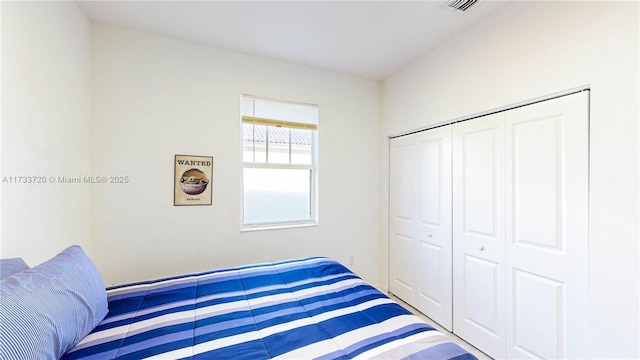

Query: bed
[1,247,477,360]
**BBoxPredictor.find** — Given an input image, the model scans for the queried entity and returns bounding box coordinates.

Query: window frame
[240,95,319,231]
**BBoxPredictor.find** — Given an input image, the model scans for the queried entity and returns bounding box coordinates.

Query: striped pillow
[0,258,29,280]
[0,246,107,359]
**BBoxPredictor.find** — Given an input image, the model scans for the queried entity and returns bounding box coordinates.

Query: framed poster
[174,154,213,206]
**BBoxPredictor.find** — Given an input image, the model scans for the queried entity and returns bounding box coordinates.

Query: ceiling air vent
[445,0,479,12]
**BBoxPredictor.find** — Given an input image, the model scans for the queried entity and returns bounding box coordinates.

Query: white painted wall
[382,1,639,358]
[1,2,92,264]
[91,25,383,287]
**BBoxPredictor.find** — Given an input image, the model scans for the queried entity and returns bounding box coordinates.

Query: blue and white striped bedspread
[63,257,476,359]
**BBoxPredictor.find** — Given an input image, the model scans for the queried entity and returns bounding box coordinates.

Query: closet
[389,91,589,359]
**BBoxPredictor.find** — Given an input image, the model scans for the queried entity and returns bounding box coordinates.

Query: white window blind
[242,96,318,129]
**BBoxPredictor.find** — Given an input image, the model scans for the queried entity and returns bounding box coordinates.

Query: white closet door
[453,113,506,359]
[413,127,453,330]
[390,135,418,303]
[389,127,453,330]
[505,92,589,359]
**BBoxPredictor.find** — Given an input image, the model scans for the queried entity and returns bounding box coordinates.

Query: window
[241,95,318,229]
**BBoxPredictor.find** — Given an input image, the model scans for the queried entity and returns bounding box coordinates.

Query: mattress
[62,257,477,359]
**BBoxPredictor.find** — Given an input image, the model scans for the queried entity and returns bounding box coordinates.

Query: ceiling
[76,1,511,81]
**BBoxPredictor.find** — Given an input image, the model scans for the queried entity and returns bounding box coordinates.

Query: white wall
[1,2,92,264]
[91,25,383,287]
[382,1,639,358]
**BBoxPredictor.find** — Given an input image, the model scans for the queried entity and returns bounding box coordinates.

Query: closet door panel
[462,254,500,330]
[453,113,506,359]
[414,127,452,331]
[389,126,453,331]
[390,138,417,301]
[505,92,589,359]
[512,118,561,248]
[462,130,499,236]
[512,269,564,360]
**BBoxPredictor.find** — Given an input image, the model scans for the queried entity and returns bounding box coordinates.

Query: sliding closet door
[504,92,589,359]
[452,113,506,359]
[389,126,453,330]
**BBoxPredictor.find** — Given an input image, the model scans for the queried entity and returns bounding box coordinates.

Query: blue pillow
[0,246,108,359]
[0,258,29,280]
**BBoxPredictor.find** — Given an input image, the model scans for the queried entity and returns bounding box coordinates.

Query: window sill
[240,222,318,232]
